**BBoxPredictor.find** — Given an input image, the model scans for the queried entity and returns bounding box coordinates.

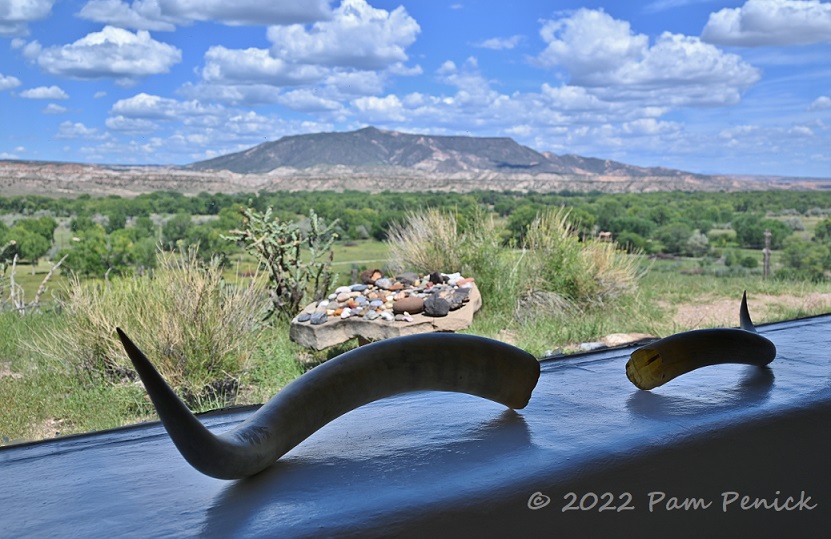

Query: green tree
[105,210,127,233]
[14,216,57,243]
[777,237,831,281]
[7,226,50,272]
[60,227,109,277]
[731,213,791,249]
[813,217,831,242]
[162,212,193,247]
[655,222,693,255]
[133,215,158,240]
[70,215,98,233]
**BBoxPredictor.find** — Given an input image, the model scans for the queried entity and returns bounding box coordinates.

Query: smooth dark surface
[1,315,829,537]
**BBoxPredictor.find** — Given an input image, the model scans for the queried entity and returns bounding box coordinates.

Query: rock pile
[295,270,475,326]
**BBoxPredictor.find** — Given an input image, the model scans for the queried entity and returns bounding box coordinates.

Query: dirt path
[668,292,831,330]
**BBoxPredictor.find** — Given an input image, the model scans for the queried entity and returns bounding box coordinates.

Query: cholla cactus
[224,208,338,319]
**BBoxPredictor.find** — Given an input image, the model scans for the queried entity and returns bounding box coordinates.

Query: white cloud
[33,26,181,84]
[0,73,21,90]
[324,70,385,95]
[94,90,107,98]
[809,96,831,110]
[200,45,325,86]
[789,125,815,136]
[267,0,420,70]
[178,81,282,105]
[537,9,647,81]
[276,89,343,112]
[474,35,524,50]
[352,94,406,121]
[536,9,759,106]
[702,0,831,47]
[435,57,502,108]
[78,0,332,30]
[56,121,108,139]
[110,92,222,119]
[43,103,67,114]
[0,0,55,36]
[105,115,159,133]
[20,85,68,99]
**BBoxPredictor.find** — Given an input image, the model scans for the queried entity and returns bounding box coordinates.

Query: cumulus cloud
[267,0,420,70]
[20,85,68,99]
[536,8,760,106]
[809,96,831,110]
[56,121,108,139]
[188,1,419,106]
[0,0,55,36]
[78,0,332,31]
[352,94,406,121]
[178,81,282,105]
[324,70,385,95]
[200,45,325,86]
[0,72,21,90]
[110,92,222,119]
[43,103,67,114]
[33,26,181,84]
[474,35,524,50]
[702,0,831,46]
[276,89,343,112]
[105,115,159,133]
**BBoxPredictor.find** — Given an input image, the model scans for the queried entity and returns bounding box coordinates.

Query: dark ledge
[1,316,829,536]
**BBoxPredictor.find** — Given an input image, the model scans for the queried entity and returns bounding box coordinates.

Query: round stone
[393,295,424,314]
[374,278,392,290]
[424,295,450,317]
[351,284,369,292]
[310,312,328,325]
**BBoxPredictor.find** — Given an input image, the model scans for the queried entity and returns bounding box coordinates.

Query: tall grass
[386,207,521,320]
[29,248,268,405]
[386,206,643,346]
[521,207,642,307]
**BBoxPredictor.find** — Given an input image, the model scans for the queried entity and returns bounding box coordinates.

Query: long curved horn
[117,329,540,479]
[625,292,776,391]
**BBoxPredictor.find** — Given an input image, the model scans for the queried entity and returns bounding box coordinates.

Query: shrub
[30,247,268,407]
[387,207,521,318]
[521,207,641,308]
[386,208,465,274]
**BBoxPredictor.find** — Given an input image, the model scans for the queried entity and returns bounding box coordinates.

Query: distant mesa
[3,127,830,196]
[187,126,693,178]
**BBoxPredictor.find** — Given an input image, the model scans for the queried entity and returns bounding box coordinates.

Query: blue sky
[1,0,830,177]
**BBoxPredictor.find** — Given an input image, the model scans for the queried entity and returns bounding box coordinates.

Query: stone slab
[290,284,482,350]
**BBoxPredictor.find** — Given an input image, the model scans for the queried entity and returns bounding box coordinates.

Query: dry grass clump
[521,207,641,308]
[386,208,464,274]
[387,206,642,323]
[30,248,267,406]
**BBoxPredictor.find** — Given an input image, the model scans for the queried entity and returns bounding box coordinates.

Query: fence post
[763,229,771,279]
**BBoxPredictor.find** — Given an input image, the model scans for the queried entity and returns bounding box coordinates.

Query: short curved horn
[625,292,776,390]
[117,329,540,479]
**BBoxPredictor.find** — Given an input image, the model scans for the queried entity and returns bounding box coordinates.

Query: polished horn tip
[739,291,756,332]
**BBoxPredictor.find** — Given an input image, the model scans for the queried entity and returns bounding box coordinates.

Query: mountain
[189,126,689,178]
[4,127,830,197]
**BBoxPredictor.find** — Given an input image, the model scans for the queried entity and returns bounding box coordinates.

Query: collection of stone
[295,269,475,326]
